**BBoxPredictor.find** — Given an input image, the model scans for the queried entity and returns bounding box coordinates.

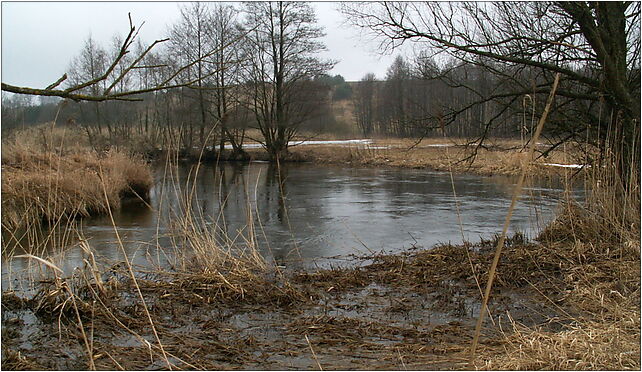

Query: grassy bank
[289,137,586,177]
[2,124,585,177]
[1,125,152,230]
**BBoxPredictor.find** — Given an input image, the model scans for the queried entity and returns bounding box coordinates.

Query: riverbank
[2,202,639,370]
[1,127,152,230]
[3,124,587,178]
[287,137,587,177]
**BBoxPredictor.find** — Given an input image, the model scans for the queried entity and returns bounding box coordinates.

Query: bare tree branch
[1,13,242,103]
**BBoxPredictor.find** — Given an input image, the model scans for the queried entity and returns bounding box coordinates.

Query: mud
[1,239,572,370]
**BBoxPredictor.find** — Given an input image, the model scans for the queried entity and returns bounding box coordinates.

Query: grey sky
[1,1,409,89]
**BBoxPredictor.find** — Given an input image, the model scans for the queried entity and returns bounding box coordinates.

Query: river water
[2,162,582,289]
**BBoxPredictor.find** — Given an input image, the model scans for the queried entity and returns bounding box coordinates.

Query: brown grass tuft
[1,348,42,370]
[481,317,640,370]
[1,126,152,230]
[479,156,641,370]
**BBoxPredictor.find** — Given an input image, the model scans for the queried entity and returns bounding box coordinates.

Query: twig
[305,334,323,371]
[397,347,407,370]
[103,351,125,371]
[97,164,173,370]
[65,284,96,370]
[13,254,63,275]
[46,74,68,90]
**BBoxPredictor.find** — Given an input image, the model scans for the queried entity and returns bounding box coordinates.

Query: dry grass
[291,137,583,176]
[4,218,638,370]
[1,125,152,230]
[150,163,310,306]
[150,221,308,306]
[2,125,639,370]
[483,318,640,370]
[1,349,42,371]
[476,156,641,370]
[478,239,640,369]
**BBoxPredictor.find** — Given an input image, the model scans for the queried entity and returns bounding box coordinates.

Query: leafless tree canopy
[342,1,640,176]
[2,4,338,159]
[241,2,335,159]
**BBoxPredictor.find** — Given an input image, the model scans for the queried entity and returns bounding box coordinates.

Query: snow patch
[543,163,586,169]
[289,139,374,146]
[423,144,452,148]
[221,139,375,150]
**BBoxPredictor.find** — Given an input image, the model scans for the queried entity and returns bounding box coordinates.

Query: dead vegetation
[2,206,638,370]
[1,125,152,230]
[1,349,42,371]
[290,137,586,177]
[477,159,641,370]
[4,199,638,370]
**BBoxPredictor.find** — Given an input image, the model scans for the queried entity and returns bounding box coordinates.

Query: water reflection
[2,162,583,288]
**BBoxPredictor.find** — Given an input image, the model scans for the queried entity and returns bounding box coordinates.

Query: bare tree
[341,2,641,179]
[242,1,334,160]
[352,73,378,136]
[168,3,216,149]
[382,55,412,136]
[66,35,109,133]
[207,3,245,155]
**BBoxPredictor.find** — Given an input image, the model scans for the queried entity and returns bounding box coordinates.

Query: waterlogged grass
[2,220,638,369]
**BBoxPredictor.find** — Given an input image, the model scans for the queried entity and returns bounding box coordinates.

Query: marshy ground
[2,216,639,370]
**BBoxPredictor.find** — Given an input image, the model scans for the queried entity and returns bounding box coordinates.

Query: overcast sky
[1,1,411,89]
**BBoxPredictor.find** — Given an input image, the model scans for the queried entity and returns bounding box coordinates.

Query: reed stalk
[470,73,561,361]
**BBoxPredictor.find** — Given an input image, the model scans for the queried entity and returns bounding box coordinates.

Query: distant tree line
[352,54,525,139]
[5,1,638,171]
[343,1,640,180]
[350,51,611,141]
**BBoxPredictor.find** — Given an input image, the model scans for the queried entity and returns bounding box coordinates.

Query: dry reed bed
[1,136,152,230]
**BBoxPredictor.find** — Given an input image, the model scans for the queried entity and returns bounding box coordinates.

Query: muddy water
[2,162,582,288]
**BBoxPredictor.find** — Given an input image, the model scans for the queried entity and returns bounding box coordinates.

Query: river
[2,162,582,290]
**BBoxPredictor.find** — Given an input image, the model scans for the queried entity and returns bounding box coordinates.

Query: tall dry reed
[480,146,640,370]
